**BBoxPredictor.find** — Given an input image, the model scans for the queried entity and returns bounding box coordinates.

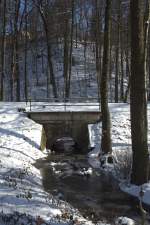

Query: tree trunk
[115,1,121,103]
[130,0,149,185]
[0,0,6,101]
[144,0,150,88]
[95,0,102,100]
[63,18,69,98]
[120,43,124,101]
[100,0,112,154]
[65,0,74,100]
[12,0,20,101]
[39,10,58,100]
[24,0,28,101]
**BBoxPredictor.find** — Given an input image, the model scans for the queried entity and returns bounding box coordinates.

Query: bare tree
[12,0,21,101]
[35,0,58,100]
[130,0,149,185]
[100,0,112,154]
[0,0,6,100]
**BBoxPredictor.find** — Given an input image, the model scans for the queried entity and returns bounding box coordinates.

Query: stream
[35,153,145,224]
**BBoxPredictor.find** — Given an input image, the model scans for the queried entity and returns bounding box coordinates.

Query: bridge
[26,102,101,151]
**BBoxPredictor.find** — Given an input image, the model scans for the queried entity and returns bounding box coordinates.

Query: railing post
[64,97,67,111]
[29,98,31,111]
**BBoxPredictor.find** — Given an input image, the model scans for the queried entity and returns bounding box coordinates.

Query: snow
[0,102,150,224]
[115,216,135,225]
[25,101,150,210]
[88,103,131,169]
[0,102,97,225]
[88,123,101,156]
[88,103,131,157]
[120,183,150,206]
[88,103,150,213]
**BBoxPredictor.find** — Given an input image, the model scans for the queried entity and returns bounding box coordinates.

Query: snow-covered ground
[0,102,150,225]
[89,103,150,217]
[88,103,131,157]
[0,102,98,225]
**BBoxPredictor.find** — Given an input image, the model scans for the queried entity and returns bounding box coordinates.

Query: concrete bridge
[27,103,101,151]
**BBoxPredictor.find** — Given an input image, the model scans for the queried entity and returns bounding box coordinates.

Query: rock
[17,107,26,112]
[52,137,76,153]
[107,155,113,164]
[100,154,114,168]
[115,217,135,225]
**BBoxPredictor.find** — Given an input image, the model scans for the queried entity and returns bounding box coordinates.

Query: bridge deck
[28,111,101,124]
[27,104,101,151]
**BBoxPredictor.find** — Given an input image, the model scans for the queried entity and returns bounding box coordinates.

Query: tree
[12,0,21,101]
[93,0,103,99]
[114,0,121,103]
[35,0,58,100]
[24,0,28,101]
[130,0,149,185]
[65,0,74,100]
[100,0,112,154]
[0,0,6,101]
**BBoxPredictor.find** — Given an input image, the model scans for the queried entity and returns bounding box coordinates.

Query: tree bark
[0,0,6,101]
[24,0,28,101]
[115,0,121,103]
[95,0,102,100]
[130,0,149,185]
[63,17,69,99]
[65,0,74,100]
[38,6,58,100]
[100,0,112,154]
[12,0,20,101]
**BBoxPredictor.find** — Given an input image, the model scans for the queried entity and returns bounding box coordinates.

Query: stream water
[35,153,146,224]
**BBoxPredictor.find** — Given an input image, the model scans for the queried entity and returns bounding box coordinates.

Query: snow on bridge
[26,102,101,122]
[26,102,101,152]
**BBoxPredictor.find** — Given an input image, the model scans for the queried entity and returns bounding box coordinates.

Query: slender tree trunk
[130,0,149,185]
[109,35,112,102]
[0,0,6,101]
[120,43,124,101]
[124,47,131,103]
[63,18,69,98]
[115,0,121,103]
[9,20,14,101]
[120,2,124,101]
[39,10,58,100]
[12,0,20,101]
[100,0,112,154]
[144,0,150,90]
[95,0,102,100]
[65,0,74,100]
[24,0,28,101]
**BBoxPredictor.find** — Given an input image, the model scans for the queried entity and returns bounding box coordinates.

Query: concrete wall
[28,111,101,152]
[43,121,89,152]
[28,111,101,124]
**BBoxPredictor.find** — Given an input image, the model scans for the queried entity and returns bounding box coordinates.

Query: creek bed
[35,154,143,224]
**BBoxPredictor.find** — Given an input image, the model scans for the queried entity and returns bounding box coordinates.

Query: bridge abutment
[44,121,89,152]
[27,111,101,152]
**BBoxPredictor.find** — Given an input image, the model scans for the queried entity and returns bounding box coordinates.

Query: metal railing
[24,97,101,112]
[24,97,100,102]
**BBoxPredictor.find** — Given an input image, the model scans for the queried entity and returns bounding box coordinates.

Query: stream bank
[35,153,143,224]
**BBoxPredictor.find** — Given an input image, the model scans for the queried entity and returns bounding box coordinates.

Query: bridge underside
[43,121,89,151]
[28,111,101,152]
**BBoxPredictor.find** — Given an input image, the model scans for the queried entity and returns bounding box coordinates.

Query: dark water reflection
[35,154,142,224]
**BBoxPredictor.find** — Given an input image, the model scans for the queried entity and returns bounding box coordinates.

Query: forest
[0,0,137,101]
[0,0,150,225]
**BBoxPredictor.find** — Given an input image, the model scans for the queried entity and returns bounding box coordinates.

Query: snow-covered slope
[88,103,150,214]
[0,102,96,225]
